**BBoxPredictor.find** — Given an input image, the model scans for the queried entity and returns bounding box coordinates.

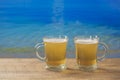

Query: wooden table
[0,58,119,80]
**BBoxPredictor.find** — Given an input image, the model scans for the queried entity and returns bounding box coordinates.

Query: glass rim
[43,35,68,39]
[74,35,99,40]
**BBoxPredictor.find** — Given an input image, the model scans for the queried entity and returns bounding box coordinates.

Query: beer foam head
[43,38,67,43]
[75,39,98,44]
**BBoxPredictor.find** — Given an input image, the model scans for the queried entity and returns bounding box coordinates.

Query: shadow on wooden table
[63,67,120,74]
[57,67,120,80]
[98,67,120,73]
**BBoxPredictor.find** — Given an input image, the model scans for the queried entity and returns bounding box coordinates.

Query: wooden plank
[0,58,119,80]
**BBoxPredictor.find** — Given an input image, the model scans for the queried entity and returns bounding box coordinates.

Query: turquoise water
[0,22,120,58]
[0,0,120,58]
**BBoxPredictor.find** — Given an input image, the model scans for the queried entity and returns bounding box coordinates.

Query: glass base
[46,64,66,71]
[79,64,97,72]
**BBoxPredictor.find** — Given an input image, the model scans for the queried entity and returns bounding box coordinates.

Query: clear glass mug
[35,35,68,71]
[74,36,108,71]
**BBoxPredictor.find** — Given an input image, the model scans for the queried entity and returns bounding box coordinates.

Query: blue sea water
[0,22,120,58]
[0,0,120,58]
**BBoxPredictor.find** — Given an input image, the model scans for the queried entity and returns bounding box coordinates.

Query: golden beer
[75,39,98,66]
[44,38,67,66]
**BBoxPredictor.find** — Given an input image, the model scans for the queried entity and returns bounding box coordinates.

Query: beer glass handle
[97,42,108,62]
[35,43,46,61]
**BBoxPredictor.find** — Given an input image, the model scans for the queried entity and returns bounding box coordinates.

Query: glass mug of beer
[74,36,108,71]
[35,35,68,71]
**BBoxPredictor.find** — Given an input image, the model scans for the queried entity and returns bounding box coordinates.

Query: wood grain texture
[0,58,119,80]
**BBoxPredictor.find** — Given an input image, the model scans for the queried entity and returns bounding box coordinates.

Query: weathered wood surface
[0,58,119,80]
